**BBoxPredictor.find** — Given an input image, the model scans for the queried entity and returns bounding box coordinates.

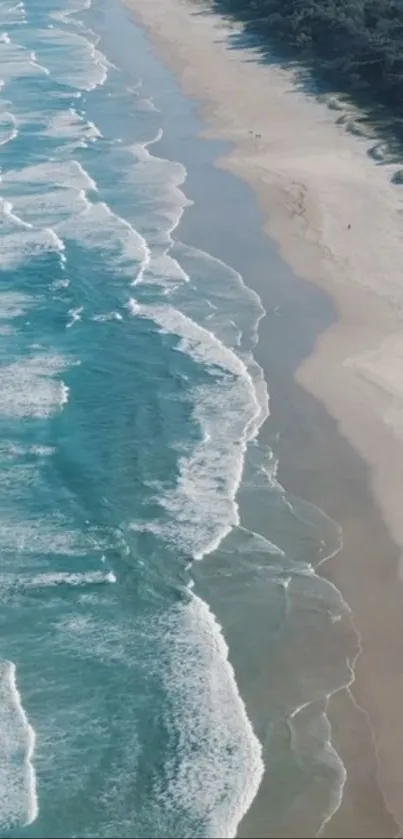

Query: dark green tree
[207,0,403,136]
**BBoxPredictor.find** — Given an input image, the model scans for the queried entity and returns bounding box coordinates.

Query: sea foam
[21,570,116,588]
[0,2,26,27]
[0,107,17,145]
[0,660,37,832]
[155,595,264,838]
[30,26,108,90]
[0,35,47,82]
[58,201,149,274]
[0,197,66,268]
[44,107,102,149]
[129,300,262,559]
[0,353,69,418]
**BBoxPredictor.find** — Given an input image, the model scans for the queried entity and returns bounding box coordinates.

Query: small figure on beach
[347,224,351,230]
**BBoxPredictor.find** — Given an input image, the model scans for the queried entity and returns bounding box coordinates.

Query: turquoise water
[0,1,358,836]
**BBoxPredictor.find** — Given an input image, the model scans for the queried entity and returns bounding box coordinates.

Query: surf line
[2,660,38,829]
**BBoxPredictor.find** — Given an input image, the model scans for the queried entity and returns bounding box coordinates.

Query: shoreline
[121,0,403,835]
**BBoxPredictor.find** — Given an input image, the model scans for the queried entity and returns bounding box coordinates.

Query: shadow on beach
[190,0,403,172]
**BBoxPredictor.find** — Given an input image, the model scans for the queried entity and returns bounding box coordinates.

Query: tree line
[207,0,403,131]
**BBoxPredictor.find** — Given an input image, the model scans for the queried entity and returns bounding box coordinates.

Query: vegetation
[204,0,403,145]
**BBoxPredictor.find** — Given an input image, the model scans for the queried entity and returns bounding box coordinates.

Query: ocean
[0,0,359,836]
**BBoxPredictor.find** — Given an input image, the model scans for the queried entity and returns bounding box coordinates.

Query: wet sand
[122,0,403,835]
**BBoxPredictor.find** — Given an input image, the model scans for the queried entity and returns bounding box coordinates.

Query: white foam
[0,107,17,145]
[137,96,159,112]
[139,251,189,291]
[0,36,47,82]
[49,0,92,29]
[43,107,101,150]
[130,131,187,194]
[31,27,108,91]
[92,311,123,322]
[0,2,26,27]
[0,660,37,831]
[129,300,254,381]
[126,135,190,285]
[58,202,149,273]
[8,188,90,228]
[0,160,97,258]
[0,225,64,269]
[0,353,69,418]
[0,197,32,229]
[129,301,262,558]
[0,197,66,268]
[52,590,262,838]
[53,277,70,290]
[174,242,265,351]
[6,443,55,457]
[2,158,96,191]
[29,49,49,76]
[60,382,69,405]
[66,306,83,328]
[0,291,32,318]
[0,520,89,558]
[157,594,263,838]
[22,570,116,588]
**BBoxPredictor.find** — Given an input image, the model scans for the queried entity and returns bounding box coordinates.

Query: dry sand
[123,0,403,835]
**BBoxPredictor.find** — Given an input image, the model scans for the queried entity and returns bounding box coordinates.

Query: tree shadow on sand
[189,0,403,174]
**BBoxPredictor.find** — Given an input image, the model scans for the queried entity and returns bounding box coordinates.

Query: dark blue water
[0,1,357,836]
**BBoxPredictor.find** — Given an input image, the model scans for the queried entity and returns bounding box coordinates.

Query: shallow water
[0,0,358,836]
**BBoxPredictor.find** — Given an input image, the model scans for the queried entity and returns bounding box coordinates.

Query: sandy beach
[122,0,403,835]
